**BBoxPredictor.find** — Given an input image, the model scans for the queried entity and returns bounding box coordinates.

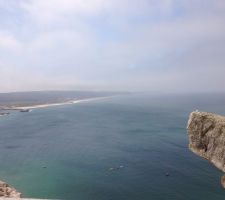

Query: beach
[0,96,113,111]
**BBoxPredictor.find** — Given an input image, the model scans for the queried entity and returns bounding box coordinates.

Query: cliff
[0,180,21,198]
[187,111,225,187]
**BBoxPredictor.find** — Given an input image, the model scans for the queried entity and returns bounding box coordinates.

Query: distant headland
[0,90,127,114]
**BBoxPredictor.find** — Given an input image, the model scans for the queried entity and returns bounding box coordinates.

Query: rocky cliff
[187,111,225,187]
[0,180,21,198]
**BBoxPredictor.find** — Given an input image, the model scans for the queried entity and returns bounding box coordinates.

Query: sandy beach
[10,96,112,110]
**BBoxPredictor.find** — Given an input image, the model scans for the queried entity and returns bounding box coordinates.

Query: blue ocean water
[0,93,225,200]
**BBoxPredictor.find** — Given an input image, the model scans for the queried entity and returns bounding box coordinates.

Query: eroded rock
[0,180,21,198]
[187,111,225,188]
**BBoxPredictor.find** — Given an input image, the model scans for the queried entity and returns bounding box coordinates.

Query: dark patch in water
[4,145,21,149]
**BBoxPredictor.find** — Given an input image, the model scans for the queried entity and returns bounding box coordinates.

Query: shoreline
[6,96,112,110]
[0,95,114,198]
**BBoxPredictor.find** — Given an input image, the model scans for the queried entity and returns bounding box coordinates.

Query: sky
[0,0,225,93]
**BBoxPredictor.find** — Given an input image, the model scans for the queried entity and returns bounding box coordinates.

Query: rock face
[0,180,22,198]
[187,111,225,187]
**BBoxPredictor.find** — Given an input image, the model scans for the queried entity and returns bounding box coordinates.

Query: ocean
[0,93,225,200]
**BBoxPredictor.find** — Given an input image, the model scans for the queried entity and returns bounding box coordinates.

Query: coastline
[8,96,112,110]
[0,95,114,198]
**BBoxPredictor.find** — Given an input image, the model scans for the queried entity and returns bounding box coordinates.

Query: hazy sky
[0,0,225,92]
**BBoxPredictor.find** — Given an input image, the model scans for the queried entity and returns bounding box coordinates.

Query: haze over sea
[0,93,225,200]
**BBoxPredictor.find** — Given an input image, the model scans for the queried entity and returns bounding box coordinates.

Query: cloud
[21,0,107,24]
[0,31,22,51]
[0,0,224,92]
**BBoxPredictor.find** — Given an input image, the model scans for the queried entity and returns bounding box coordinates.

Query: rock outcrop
[0,180,22,198]
[187,111,225,187]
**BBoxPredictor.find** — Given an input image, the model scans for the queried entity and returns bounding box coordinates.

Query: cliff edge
[0,180,21,198]
[187,111,225,187]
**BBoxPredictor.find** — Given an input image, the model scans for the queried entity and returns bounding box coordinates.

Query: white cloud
[28,30,91,51]
[21,0,107,24]
[0,31,22,51]
[0,0,224,92]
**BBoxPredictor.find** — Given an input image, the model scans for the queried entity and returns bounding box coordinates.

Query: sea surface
[0,93,225,200]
